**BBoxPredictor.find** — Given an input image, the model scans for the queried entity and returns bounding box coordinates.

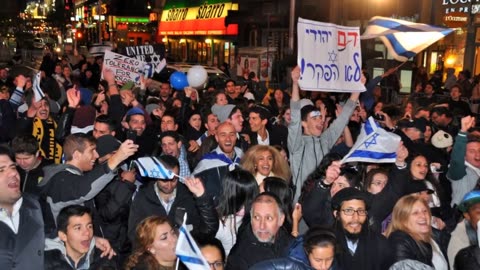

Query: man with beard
[331,188,393,270]
[127,155,218,242]
[227,192,294,270]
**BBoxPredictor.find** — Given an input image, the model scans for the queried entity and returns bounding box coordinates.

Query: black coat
[127,181,218,242]
[454,245,480,270]
[17,158,51,196]
[44,247,117,270]
[301,182,334,228]
[335,226,393,270]
[249,124,288,150]
[388,230,433,267]
[226,226,294,270]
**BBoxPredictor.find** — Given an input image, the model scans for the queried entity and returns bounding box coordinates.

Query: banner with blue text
[297,17,365,92]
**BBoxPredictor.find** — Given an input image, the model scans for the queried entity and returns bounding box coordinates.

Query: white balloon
[187,65,208,89]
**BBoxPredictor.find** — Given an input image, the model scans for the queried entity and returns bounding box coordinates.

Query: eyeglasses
[341,208,367,216]
[208,261,224,270]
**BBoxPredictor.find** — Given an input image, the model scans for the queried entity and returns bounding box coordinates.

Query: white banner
[103,50,146,85]
[297,17,365,92]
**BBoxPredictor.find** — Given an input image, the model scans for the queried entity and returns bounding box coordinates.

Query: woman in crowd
[125,216,185,270]
[250,226,340,270]
[198,237,227,270]
[240,145,291,185]
[386,195,448,270]
[268,88,290,118]
[215,169,259,256]
[364,168,389,195]
[277,105,291,127]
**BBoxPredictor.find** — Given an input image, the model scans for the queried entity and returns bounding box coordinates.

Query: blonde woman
[386,195,448,270]
[240,145,291,185]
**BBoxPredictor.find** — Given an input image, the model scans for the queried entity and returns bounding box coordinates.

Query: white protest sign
[103,50,146,85]
[297,17,365,92]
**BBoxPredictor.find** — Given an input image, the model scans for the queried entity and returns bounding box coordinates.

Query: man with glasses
[127,155,218,242]
[331,187,393,270]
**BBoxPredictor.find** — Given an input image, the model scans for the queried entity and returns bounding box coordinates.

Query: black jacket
[249,124,288,150]
[454,245,480,270]
[127,181,218,242]
[301,182,334,228]
[18,158,51,196]
[95,177,136,257]
[388,230,433,267]
[335,226,393,270]
[226,226,294,270]
[44,247,117,270]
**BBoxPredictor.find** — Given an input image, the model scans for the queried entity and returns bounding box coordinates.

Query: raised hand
[291,66,300,84]
[325,161,341,184]
[107,140,139,170]
[66,88,81,108]
[461,115,476,132]
[184,177,205,197]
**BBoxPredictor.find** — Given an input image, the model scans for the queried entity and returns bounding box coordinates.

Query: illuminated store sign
[159,1,238,35]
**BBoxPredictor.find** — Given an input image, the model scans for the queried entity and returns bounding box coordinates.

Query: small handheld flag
[134,156,176,179]
[32,72,46,102]
[175,214,210,270]
[342,117,401,164]
[143,63,154,79]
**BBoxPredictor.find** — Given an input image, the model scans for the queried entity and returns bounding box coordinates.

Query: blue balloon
[170,71,189,90]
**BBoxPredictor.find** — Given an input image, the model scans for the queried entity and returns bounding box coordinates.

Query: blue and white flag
[175,215,210,270]
[341,117,401,164]
[32,72,46,102]
[134,156,175,179]
[361,16,453,62]
[143,63,154,79]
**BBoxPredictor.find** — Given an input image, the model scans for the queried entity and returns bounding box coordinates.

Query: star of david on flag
[341,117,401,164]
[175,214,210,270]
[134,156,175,179]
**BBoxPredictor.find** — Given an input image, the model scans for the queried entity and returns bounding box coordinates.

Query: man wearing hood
[331,188,393,270]
[44,205,117,269]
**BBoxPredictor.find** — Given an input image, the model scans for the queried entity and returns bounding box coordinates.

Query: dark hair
[196,236,226,263]
[57,205,91,233]
[63,133,96,161]
[301,105,318,121]
[430,106,453,118]
[94,115,116,131]
[159,131,181,143]
[262,177,293,230]
[0,144,14,160]
[157,155,180,171]
[364,168,389,192]
[228,106,241,120]
[225,79,235,86]
[303,226,337,255]
[339,166,361,189]
[249,105,272,121]
[11,135,39,155]
[161,110,178,124]
[217,169,259,220]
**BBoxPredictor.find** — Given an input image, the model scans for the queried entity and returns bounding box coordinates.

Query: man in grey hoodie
[288,66,361,203]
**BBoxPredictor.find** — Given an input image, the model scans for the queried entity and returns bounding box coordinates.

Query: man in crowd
[211,103,248,151]
[44,205,117,269]
[227,192,294,269]
[12,134,51,196]
[248,104,287,148]
[289,66,359,202]
[92,115,116,139]
[160,131,191,178]
[39,133,138,237]
[128,155,218,242]
[331,188,393,270]
[448,190,480,269]
[193,122,243,201]
[0,145,45,269]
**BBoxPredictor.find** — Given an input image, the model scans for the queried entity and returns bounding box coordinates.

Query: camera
[373,114,385,121]
[126,129,137,143]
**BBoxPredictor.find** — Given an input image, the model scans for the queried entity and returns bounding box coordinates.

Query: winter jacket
[249,235,341,270]
[38,163,117,238]
[95,177,136,259]
[447,132,480,206]
[288,98,356,202]
[226,226,294,270]
[388,259,434,270]
[17,158,51,197]
[335,226,393,270]
[128,181,218,242]
[301,182,334,228]
[388,231,434,267]
[454,245,480,270]
[0,194,45,270]
[44,237,117,270]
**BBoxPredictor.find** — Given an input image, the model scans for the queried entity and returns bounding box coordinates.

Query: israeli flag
[134,156,175,179]
[175,215,210,270]
[341,117,401,164]
[32,72,46,102]
[361,16,453,62]
[143,63,154,79]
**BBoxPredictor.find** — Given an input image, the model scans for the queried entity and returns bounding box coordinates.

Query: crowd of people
[2,50,480,270]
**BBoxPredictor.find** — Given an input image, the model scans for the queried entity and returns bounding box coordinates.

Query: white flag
[32,72,46,102]
[134,156,175,179]
[342,117,401,164]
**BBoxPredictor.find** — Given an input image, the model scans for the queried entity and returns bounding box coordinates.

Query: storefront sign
[443,12,469,27]
[297,18,365,93]
[442,0,480,14]
[159,1,238,35]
